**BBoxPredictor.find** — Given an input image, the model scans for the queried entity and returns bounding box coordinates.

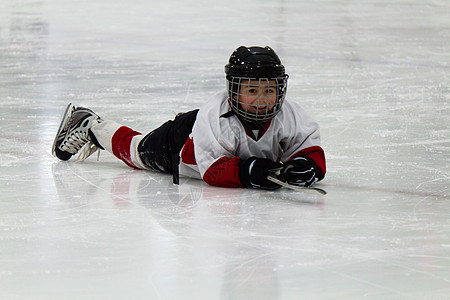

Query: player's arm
[280,146,326,187]
[278,104,326,187]
[191,128,282,189]
[281,133,326,187]
[202,155,282,189]
[192,99,282,189]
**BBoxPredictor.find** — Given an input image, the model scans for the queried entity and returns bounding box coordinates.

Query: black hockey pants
[137,109,199,184]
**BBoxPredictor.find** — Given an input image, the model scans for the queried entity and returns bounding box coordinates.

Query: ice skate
[52,103,103,161]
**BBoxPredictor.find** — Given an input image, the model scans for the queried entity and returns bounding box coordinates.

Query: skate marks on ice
[321,182,449,200]
[0,159,444,298]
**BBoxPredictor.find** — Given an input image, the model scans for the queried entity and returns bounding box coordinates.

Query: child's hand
[280,157,318,187]
[240,157,283,190]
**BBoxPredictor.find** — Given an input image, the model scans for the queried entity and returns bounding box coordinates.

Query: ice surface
[0,0,449,299]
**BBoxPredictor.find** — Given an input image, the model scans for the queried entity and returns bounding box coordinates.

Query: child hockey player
[52,46,326,190]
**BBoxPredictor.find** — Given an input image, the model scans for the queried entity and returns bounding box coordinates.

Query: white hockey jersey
[178,90,325,187]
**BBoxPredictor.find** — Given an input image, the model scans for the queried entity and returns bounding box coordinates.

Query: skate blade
[51,103,75,157]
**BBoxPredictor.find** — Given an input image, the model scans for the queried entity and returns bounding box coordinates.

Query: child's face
[237,80,277,115]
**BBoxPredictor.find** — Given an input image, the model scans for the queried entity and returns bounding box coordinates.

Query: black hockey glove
[239,157,283,190]
[280,156,318,187]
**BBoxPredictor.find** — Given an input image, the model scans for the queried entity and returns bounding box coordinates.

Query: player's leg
[136,120,174,173]
[52,103,145,169]
[133,109,199,176]
[90,120,145,169]
[52,102,177,173]
[52,104,197,181]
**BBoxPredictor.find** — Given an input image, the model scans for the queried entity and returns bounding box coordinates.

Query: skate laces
[59,115,102,161]
[77,142,101,161]
[60,130,90,154]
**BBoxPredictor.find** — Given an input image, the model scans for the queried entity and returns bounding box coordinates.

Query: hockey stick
[267,176,327,195]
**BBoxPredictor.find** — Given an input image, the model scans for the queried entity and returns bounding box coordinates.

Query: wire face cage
[227,75,288,122]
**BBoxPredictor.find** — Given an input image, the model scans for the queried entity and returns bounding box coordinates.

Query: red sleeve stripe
[111,126,142,169]
[291,146,326,176]
[203,156,243,188]
[180,137,196,165]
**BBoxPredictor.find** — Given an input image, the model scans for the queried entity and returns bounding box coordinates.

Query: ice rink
[1,0,449,299]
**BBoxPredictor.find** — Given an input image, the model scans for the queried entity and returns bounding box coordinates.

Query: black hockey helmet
[224,46,289,123]
[225,46,286,79]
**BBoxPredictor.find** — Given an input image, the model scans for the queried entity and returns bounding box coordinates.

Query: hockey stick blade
[267,176,327,195]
